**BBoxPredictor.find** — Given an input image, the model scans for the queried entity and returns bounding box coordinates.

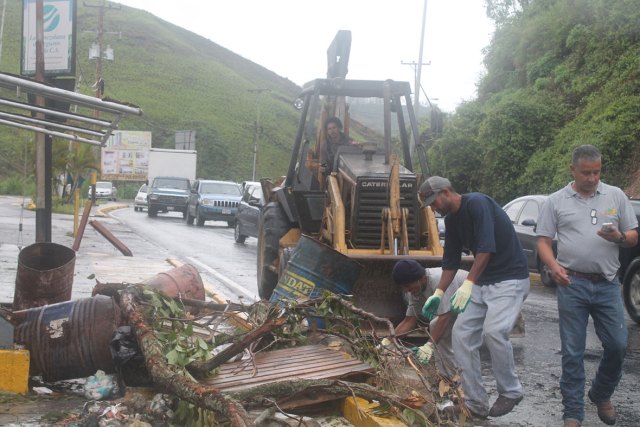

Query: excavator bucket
[349,255,447,324]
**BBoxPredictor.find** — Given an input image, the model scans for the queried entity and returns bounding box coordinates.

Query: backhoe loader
[257,31,448,322]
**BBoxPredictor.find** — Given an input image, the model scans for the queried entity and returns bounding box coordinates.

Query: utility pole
[34,0,48,242]
[415,0,428,113]
[0,0,7,63]
[248,89,269,181]
[84,0,119,115]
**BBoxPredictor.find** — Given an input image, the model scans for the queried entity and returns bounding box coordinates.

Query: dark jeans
[557,277,628,422]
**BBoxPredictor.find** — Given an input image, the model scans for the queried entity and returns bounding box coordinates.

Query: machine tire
[623,257,640,324]
[148,207,157,218]
[257,202,292,300]
[185,208,194,225]
[182,210,187,219]
[234,222,247,244]
[196,207,205,227]
[538,258,557,287]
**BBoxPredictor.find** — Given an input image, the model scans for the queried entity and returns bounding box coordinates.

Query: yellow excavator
[258,30,446,322]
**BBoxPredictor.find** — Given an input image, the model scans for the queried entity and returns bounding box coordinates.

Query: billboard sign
[101,131,152,181]
[21,0,77,76]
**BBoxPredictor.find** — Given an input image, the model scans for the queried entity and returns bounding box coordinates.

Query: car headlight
[201,199,214,207]
[149,194,158,201]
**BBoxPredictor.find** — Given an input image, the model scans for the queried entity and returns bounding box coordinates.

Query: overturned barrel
[14,242,76,311]
[143,263,205,301]
[270,235,362,302]
[14,295,121,382]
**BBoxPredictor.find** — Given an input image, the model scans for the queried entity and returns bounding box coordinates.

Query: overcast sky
[115,0,494,112]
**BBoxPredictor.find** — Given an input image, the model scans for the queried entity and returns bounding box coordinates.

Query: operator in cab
[321,117,356,175]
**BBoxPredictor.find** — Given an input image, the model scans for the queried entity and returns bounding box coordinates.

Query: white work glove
[422,288,444,320]
[450,279,474,313]
[412,342,434,365]
[376,337,397,351]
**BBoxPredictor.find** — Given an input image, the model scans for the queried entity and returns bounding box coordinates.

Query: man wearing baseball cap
[389,260,467,378]
[419,176,530,419]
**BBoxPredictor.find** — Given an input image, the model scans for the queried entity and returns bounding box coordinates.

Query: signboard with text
[21,0,77,76]
[101,131,152,181]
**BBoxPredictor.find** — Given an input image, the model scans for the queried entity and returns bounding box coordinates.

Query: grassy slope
[0,2,302,182]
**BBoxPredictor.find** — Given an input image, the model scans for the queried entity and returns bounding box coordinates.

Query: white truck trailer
[147,148,197,184]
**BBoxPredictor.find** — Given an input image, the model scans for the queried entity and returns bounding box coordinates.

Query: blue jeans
[452,278,530,416]
[557,277,628,423]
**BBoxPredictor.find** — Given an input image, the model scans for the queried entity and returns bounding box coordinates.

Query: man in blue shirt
[420,176,530,419]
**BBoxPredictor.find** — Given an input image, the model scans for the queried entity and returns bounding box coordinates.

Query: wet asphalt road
[1,196,639,426]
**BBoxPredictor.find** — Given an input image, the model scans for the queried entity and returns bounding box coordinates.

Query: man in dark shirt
[420,176,530,419]
[322,117,354,174]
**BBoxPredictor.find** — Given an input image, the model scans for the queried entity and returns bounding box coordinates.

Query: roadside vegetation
[1,0,638,206]
[427,0,640,204]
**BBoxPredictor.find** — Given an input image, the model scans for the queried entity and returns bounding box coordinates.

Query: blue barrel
[270,235,362,304]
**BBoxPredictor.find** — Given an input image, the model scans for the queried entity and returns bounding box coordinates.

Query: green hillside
[0,2,302,183]
[427,0,640,204]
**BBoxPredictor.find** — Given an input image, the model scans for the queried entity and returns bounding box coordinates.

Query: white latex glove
[422,288,444,320]
[413,342,434,365]
[450,279,474,313]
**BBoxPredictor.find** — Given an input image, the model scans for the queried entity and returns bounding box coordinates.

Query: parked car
[239,180,260,195]
[619,199,640,324]
[503,195,557,287]
[133,184,148,212]
[234,182,264,243]
[88,181,117,201]
[186,180,242,227]
[147,176,191,218]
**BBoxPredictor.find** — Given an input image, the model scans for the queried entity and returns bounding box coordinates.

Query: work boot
[563,419,581,427]
[488,395,523,417]
[588,389,616,425]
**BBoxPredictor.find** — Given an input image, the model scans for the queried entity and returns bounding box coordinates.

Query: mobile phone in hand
[601,222,614,232]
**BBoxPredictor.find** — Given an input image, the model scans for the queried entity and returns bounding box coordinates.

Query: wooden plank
[216,347,353,374]
[205,345,374,392]
[210,359,371,388]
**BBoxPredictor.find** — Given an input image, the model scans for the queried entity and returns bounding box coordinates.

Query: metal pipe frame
[0,110,104,137]
[0,73,142,116]
[0,97,112,127]
[0,117,103,146]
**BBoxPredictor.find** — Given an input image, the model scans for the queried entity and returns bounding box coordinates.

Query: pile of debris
[1,263,467,426]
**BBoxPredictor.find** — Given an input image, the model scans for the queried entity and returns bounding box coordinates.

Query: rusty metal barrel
[143,263,205,301]
[270,235,362,302]
[14,295,121,381]
[13,242,76,311]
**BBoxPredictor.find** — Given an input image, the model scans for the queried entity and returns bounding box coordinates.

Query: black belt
[565,269,606,283]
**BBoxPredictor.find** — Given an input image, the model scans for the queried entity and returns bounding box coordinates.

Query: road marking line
[186,256,258,303]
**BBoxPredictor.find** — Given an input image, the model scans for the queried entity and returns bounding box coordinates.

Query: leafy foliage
[430,0,640,203]
[142,289,214,376]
